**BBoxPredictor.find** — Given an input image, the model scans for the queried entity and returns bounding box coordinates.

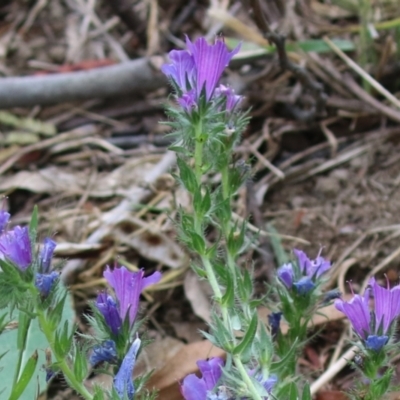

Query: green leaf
[0,292,75,399]
[221,269,235,308]
[301,382,312,400]
[9,350,38,400]
[189,232,205,255]
[177,157,198,194]
[233,312,258,356]
[73,344,88,382]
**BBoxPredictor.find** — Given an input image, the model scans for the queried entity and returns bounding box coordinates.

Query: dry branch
[0,57,166,109]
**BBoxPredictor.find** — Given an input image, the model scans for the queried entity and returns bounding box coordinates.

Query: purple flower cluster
[335,278,400,352]
[162,36,242,112]
[0,209,58,297]
[96,266,161,335]
[277,249,331,295]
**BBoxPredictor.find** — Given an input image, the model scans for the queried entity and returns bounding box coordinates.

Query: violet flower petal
[181,374,207,400]
[293,249,312,276]
[90,340,117,366]
[161,50,195,92]
[0,210,10,234]
[277,263,294,289]
[35,271,59,297]
[197,358,224,390]
[39,238,57,273]
[0,226,32,270]
[293,276,315,295]
[104,266,161,326]
[186,36,240,101]
[96,292,122,335]
[335,289,371,339]
[113,338,141,400]
[365,335,388,352]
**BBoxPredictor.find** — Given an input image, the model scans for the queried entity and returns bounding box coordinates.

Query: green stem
[194,121,204,185]
[234,356,263,400]
[37,311,93,400]
[221,164,230,201]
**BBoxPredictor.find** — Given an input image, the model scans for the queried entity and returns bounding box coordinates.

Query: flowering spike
[104,266,161,327]
[95,292,122,335]
[0,226,32,270]
[90,340,117,366]
[39,238,57,273]
[35,271,59,297]
[113,338,141,400]
[181,358,224,400]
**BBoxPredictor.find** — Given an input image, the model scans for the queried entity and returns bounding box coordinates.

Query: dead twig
[249,0,327,121]
[0,57,166,108]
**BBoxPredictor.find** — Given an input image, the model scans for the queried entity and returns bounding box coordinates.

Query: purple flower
[293,277,315,295]
[162,36,240,107]
[186,37,240,101]
[335,289,371,339]
[335,279,400,352]
[277,263,294,289]
[268,312,282,338]
[35,271,59,297]
[95,292,122,335]
[294,249,331,278]
[181,357,224,400]
[0,226,32,270]
[365,335,389,352]
[39,238,57,273]
[0,210,10,234]
[369,277,400,334]
[90,340,117,366]
[104,266,161,327]
[114,338,141,400]
[215,85,243,112]
[263,374,278,393]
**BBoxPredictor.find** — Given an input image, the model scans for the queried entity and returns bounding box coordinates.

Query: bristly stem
[234,356,263,400]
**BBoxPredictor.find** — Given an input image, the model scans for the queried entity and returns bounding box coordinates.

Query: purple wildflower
[90,340,117,366]
[293,277,315,295]
[263,374,278,393]
[277,263,294,289]
[96,292,122,335]
[0,210,10,234]
[215,85,243,112]
[35,271,59,297]
[268,312,282,338]
[0,226,32,270]
[104,265,161,327]
[39,238,57,273]
[113,338,141,400]
[335,288,371,339]
[181,357,224,400]
[162,36,240,107]
[335,278,400,352]
[370,277,400,334]
[294,249,331,278]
